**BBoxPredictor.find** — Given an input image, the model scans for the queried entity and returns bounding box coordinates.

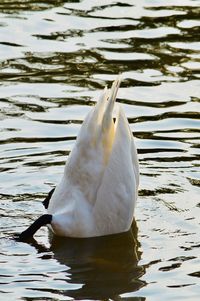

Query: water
[0,0,200,300]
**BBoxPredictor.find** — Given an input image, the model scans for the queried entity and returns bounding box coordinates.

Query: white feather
[48,77,139,237]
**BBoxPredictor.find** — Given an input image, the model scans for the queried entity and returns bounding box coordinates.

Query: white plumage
[47,76,139,238]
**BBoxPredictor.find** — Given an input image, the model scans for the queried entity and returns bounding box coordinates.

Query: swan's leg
[42,188,55,209]
[18,214,52,241]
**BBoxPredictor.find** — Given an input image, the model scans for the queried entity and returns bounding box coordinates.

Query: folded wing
[94,105,139,235]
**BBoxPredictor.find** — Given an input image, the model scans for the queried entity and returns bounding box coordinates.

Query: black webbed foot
[43,188,55,209]
[17,214,52,241]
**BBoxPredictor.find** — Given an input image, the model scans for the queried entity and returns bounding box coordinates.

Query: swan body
[47,77,139,238]
[18,77,139,241]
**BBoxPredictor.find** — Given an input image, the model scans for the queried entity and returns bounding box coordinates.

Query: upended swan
[18,76,139,240]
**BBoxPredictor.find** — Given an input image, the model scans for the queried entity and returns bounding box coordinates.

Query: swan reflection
[48,222,146,300]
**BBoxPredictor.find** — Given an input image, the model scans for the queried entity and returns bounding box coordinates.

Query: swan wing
[94,105,139,235]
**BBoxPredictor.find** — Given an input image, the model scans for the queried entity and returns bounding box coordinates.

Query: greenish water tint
[0,0,200,300]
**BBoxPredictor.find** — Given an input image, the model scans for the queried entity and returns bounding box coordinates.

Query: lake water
[0,0,200,300]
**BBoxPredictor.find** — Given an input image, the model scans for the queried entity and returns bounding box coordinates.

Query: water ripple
[0,0,200,300]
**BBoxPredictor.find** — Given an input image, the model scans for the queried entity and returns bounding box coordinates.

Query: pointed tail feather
[102,75,122,131]
[94,86,108,125]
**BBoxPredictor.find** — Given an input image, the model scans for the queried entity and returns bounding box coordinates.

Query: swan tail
[100,76,122,163]
[94,86,108,122]
[75,76,121,147]
[102,75,122,131]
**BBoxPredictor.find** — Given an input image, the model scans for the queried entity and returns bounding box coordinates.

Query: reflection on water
[48,225,145,300]
[0,0,200,300]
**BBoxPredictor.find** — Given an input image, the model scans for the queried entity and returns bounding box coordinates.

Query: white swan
[18,76,139,240]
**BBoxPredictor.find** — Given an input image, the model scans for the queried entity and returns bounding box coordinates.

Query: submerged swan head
[18,76,139,241]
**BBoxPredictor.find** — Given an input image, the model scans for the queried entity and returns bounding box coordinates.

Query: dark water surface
[0,0,200,300]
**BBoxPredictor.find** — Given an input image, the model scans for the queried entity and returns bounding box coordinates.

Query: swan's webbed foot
[17,214,52,242]
[43,188,55,209]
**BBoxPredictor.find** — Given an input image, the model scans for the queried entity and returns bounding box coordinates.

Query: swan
[18,76,139,240]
